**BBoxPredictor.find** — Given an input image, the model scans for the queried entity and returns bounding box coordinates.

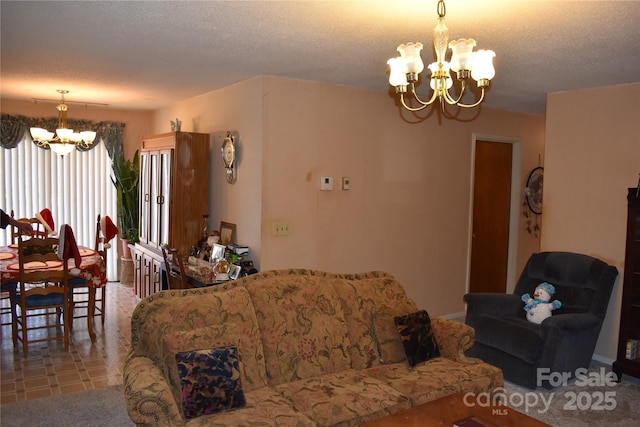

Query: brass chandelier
[30,90,97,156]
[387,0,496,112]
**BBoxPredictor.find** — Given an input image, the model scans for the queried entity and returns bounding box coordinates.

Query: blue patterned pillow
[394,310,440,367]
[175,345,246,419]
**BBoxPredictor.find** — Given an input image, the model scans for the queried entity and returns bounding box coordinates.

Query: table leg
[88,287,96,341]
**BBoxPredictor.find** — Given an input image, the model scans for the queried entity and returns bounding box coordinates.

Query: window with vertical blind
[0,137,119,281]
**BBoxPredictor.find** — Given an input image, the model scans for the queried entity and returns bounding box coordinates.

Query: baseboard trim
[592,353,615,365]
[439,311,466,321]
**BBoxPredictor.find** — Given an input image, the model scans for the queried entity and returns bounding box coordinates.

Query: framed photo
[210,243,226,262]
[229,264,241,280]
[219,221,236,246]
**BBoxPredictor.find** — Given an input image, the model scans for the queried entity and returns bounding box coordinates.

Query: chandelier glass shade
[29,90,97,156]
[387,0,495,112]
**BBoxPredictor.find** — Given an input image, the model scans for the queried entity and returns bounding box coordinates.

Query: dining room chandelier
[386,0,496,112]
[29,90,97,156]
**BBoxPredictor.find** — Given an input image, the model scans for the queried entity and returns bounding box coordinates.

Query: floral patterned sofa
[124,269,502,427]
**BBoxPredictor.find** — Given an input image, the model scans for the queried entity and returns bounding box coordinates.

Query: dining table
[0,243,107,341]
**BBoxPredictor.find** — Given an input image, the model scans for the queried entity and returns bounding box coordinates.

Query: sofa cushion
[331,273,418,369]
[275,369,411,427]
[175,345,246,419]
[163,320,268,409]
[188,386,316,426]
[131,285,267,384]
[244,271,352,385]
[364,357,503,406]
[394,310,440,367]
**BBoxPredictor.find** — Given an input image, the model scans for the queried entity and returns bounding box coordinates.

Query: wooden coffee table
[360,393,551,427]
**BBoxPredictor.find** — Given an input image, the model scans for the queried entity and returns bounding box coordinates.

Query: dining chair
[68,215,108,336]
[2,213,46,327]
[1,214,17,325]
[0,282,16,327]
[10,217,46,243]
[10,236,70,357]
[161,244,189,289]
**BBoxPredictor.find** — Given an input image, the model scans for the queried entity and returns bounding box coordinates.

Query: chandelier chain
[437,0,446,18]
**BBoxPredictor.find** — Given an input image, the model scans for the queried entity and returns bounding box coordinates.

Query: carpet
[1,363,638,426]
[0,384,134,427]
[502,362,640,426]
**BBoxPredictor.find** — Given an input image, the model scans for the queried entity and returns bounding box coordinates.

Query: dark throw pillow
[175,345,246,419]
[394,310,441,367]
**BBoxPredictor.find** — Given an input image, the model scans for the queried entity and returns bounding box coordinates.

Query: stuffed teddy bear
[521,282,562,324]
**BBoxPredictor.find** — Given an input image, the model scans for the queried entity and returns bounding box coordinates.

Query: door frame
[466,134,522,294]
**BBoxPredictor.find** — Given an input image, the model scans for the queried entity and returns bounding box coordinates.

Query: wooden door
[469,140,512,293]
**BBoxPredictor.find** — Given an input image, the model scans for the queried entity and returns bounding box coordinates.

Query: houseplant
[112,150,139,258]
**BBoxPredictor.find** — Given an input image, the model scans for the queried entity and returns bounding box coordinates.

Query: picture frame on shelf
[210,243,226,262]
[219,221,236,246]
[229,264,241,280]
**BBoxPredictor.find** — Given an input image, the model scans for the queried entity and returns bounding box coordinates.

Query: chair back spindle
[161,244,188,289]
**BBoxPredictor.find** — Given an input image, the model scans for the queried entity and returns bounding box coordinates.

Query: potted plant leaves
[111,150,139,258]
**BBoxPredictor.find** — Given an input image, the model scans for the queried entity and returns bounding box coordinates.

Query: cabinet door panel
[134,251,143,299]
[138,152,150,244]
[149,152,161,248]
[152,258,163,295]
[159,150,172,248]
[143,255,153,299]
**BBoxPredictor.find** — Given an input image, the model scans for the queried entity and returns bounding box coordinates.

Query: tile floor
[0,282,137,404]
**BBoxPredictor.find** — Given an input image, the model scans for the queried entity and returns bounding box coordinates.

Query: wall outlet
[342,176,351,190]
[320,176,333,191]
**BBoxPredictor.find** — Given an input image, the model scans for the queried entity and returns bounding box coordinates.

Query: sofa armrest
[463,293,523,318]
[430,317,477,363]
[124,355,184,427]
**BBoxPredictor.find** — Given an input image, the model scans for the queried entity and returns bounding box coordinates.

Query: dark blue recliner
[464,252,618,389]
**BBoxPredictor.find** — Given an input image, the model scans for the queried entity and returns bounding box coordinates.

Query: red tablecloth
[0,244,107,288]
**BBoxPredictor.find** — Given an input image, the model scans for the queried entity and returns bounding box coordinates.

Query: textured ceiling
[1,0,639,115]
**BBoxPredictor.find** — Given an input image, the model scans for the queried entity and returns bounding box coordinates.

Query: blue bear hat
[538,282,555,296]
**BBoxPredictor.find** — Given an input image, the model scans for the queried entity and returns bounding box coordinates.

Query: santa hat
[100,215,119,249]
[58,224,82,271]
[35,208,57,236]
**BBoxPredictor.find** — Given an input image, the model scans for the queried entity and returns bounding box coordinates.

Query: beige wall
[149,78,265,263]
[2,78,545,318]
[0,98,152,161]
[541,83,640,361]
[152,76,545,317]
[4,80,636,360]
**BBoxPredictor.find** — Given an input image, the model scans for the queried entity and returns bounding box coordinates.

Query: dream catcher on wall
[523,166,543,237]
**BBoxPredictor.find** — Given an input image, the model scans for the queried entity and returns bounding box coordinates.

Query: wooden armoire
[133,131,209,299]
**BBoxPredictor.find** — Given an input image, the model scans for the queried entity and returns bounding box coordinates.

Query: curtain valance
[1,113,125,160]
